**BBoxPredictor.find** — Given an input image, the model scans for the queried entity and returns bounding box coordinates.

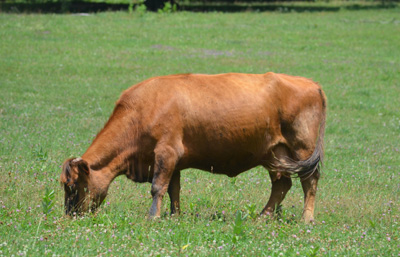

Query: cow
[60,72,326,222]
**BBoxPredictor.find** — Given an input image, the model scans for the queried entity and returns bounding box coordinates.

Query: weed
[244,203,258,220]
[41,187,55,215]
[232,210,247,243]
[307,246,320,257]
[369,219,377,229]
[32,147,47,162]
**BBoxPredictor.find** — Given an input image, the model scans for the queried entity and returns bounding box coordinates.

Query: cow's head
[60,157,103,216]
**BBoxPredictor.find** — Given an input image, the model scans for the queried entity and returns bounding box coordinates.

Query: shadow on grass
[0,1,398,13]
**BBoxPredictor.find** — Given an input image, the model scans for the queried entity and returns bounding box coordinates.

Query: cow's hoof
[301,211,314,223]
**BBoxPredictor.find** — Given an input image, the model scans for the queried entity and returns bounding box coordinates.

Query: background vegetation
[0,7,399,256]
[1,0,399,13]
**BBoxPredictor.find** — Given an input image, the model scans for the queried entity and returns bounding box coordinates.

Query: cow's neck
[81,104,138,188]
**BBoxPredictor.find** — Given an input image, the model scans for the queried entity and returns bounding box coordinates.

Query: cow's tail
[274,88,326,181]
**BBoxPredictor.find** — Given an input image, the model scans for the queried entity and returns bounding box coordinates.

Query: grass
[0,8,399,256]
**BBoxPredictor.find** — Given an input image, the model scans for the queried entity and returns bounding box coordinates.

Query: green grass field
[0,8,399,256]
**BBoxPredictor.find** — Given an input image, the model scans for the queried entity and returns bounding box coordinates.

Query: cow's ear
[60,157,76,185]
[73,158,90,176]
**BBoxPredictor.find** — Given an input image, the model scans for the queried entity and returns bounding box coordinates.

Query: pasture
[0,8,399,256]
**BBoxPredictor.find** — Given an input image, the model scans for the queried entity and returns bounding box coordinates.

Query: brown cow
[60,72,326,222]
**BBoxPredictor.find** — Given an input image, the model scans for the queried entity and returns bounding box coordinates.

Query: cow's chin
[88,194,106,215]
[80,194,107,216]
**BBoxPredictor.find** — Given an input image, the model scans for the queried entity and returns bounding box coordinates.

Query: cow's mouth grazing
[64,185,79,215]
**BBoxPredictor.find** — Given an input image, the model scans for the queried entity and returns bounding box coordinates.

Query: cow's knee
[151,182,165,197]
[154,145,179,170]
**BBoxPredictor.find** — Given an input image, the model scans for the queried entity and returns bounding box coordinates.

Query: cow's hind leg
[290,112,323,223]
[293,148,321,223]
[261,145,292,217]
[149,145,179,218]
[168,170,181,215]
[301,168,320,223]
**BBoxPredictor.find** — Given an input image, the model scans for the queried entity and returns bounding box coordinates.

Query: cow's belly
[177,138,267,176]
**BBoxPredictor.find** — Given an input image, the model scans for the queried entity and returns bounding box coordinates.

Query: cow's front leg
[168,170,181,215]
[149,146,178,218]
[301,170,320,223]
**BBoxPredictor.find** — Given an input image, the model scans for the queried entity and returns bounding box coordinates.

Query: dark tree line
[1,0,398,13]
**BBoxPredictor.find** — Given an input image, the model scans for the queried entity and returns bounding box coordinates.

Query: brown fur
[60,72,327,222]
